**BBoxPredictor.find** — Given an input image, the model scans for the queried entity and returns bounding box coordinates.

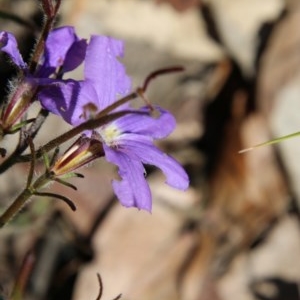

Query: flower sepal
[50,133,104,176]
[0,80,36,134]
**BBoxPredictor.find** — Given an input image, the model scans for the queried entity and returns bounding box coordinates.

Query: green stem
[239,130,300,153]
[0,174,49,228]
[9,251,35,300]
[0,189,31,228]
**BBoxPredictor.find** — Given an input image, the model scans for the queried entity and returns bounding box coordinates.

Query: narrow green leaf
[50,147,60,167]
[7,118,36,134]
[34,192,76,211]
[53,178,77,190]
[60,172,85,179]
[239,130,300,153]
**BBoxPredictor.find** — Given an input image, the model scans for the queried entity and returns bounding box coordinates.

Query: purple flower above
[39,35,131,125]
[0,26,87,80]
[40,26,87,77]
[0,26,87,129]
[40,35,189,212]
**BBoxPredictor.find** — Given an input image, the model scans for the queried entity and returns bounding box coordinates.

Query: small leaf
[53,177,78,190]
[34,192,76,211]
[7,118,36,134]
[60,172,85,179]
[51,147,60,165]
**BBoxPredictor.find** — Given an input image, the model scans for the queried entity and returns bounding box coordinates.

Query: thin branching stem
[0,187,32,227]
[141,66,184,91]
[95,273,103,300]
[0,173,49,227]
[26,136,35,188]
[31,110,139,159]
[9,251,36,300]
[29,0,61,73]
[18,108,49,152]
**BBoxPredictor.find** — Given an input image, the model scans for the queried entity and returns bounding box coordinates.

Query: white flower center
[99,124,122,146]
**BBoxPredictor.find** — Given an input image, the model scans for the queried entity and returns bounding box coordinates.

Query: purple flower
[0,26,87,78]
[40,36,131,125]
[40,36,189,211]
[0,26,87,129]
[0,31,27,69]
[100,107,189,211]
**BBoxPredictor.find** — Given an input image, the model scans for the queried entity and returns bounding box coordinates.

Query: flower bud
[0,79,36,132]
[51,134,104,176]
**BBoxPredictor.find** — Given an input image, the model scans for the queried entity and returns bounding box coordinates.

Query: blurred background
[1,0,300,299]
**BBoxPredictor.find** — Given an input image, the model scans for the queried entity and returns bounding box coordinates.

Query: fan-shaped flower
[42,35,189,211]
[0,26,87,129]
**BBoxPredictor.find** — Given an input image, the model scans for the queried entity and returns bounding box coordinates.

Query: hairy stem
[0,173,49,227]
[29,0,61,73]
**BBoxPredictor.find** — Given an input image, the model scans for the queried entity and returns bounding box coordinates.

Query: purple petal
[84,35,131,109]
[104,145,152,211]
[117,134,189,190]
[71,79,100,125]
[40,26,87,76]
[61,39,87,73]
[39,79,100,126]
[114,106,176,139]
[39,79,82,124]
[0,31,26,69]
